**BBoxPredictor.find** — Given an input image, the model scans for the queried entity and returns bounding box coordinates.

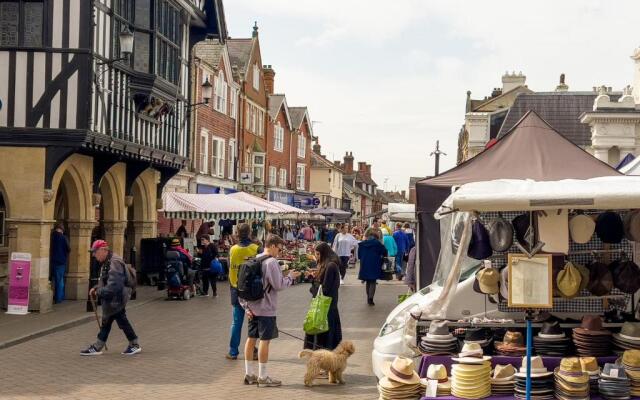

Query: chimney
[358,161,367,173]
[555,73,569,92]
[313,141,321,155]
[491,87,503,97]
[263,65,275,95]
[502,71,526,92]
[343,152,354,173]
[366,163,372,178]
[334,161,342,169]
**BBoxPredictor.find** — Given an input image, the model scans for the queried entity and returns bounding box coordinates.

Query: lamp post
[97,26,134,66]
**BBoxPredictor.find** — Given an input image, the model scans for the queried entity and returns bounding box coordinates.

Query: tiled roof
[268,94,286,120]
[344,182,371,198]
[227,38,253,78]
[193,40,225,69]
[355,171,377,186]
[289,107,308,130]
[498,92,621,146]
[311,152,342,171]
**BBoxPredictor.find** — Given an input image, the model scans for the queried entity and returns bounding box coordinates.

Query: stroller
[165,250,196,300]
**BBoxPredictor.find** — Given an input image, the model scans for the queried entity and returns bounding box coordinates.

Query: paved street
[0,270,405,400]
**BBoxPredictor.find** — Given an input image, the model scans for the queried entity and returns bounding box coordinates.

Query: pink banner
[6,253,31,315]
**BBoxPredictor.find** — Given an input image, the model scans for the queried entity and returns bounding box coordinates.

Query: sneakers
[243,374,258,385]
[225,353,238,360]
[122,344,142,355]
[340,279,344,285]
[257,376,282,387]
[80,345,103,356]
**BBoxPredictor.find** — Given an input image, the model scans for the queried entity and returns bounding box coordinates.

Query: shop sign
[6,252,31,315]
[196,184,220,194]
[269,191,294,206]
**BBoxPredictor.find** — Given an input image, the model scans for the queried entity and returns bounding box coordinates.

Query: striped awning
[162,192,266,220]
[229,192,308,215]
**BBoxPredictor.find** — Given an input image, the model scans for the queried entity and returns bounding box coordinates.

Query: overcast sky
[224,0,640,192]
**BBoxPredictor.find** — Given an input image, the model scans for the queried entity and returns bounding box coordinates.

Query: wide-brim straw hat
[381,357,420,385]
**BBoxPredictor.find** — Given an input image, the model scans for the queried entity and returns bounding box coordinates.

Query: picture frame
[508,253,553,309]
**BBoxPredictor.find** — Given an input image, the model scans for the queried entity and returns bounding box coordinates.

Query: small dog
[298,340,355,387]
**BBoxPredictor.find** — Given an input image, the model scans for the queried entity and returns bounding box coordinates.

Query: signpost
[6,252,32,315]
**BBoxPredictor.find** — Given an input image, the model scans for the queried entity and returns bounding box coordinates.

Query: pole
[525,309,533,400]
[430,140,446,176]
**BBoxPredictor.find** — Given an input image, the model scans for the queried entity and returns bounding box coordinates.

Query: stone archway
[127,169,158,270]
[98,164,127,257]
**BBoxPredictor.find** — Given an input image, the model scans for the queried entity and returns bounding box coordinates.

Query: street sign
[6,252,31,315]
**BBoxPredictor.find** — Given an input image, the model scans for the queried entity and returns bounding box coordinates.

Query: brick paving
[0,270,406,399]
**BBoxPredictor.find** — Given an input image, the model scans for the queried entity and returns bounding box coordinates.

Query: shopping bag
[303,285,332,335]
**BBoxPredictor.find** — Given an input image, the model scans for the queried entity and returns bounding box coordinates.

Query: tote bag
[303,285,332,335]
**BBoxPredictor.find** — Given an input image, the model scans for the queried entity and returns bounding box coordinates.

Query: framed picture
[508,253,553,309]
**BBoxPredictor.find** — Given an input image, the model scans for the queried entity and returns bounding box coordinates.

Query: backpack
[237,255,272,301]
[122,263,137,289]
[210,259,224,275]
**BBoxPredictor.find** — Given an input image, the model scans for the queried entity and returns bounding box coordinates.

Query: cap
[91,239,109,253]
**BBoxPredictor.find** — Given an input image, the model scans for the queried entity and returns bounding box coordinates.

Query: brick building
[266,90,296,205]
[342,152,377,224]
[288,107,314,208]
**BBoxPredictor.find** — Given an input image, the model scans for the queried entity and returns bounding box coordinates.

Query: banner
[6,252,31,315]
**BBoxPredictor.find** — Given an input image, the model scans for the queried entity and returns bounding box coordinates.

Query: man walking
[81,240,140,356]
[50,223,70,304]
[393,223,410,280]
[226,223,260,360]
[242,235,301,387]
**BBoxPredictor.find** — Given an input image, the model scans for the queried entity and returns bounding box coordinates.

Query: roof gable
[311,152,343,171]
[268,94,292,129]
[227,38,254,80]
[473,86,533,112]
[289,106,313,136]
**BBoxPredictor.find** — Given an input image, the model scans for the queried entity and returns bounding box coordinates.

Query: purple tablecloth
[421,396,615,400]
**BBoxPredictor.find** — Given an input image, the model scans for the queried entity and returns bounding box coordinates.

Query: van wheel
[183,289,191,300]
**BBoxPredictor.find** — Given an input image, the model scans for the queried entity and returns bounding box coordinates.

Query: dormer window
[252,64,260,91]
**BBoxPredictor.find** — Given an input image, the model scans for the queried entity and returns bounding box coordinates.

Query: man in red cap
[81,240,140,356]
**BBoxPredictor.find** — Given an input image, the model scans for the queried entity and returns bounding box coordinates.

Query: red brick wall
[266,105,293,189]
[292,119,312,192]
[157,212,203,237]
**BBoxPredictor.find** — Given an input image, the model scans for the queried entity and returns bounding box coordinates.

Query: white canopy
[228,191,308,218]
[621,156,640,175]
[437,176,640,214]
[163,192,266,220]
[387,203,415,222]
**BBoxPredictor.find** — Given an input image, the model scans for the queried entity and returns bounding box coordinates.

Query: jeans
[97,309,138,344]
[202,270,218,296]
[395,254,404,276]
[229,287,245,357]
[53,264,66,304]
[339,256,350,279]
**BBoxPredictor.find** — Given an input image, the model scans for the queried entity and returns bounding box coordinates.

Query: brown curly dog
[298,340,356,387]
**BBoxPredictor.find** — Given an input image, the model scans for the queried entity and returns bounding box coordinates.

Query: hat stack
[491,364,516,395]
[494,331,527,357]
[514,356,554,400]
[622,350,640,397]
[451,343,492,399]
[579,357,601,394]
[534,321,571,356]
[423,364,451,397]
[553,358,590,400]
[419,320,458,355]
[613,322,640,354]
[572,315,612,357]
[378,357,422,400]
[463,328,493,355]
[599,363,631,400]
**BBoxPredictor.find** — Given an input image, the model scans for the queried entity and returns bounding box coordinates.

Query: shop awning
[388,203,416,222]
[310,207,352,221]
[228,192,308,218]
[162,192,266,220]
[438,176,640,214]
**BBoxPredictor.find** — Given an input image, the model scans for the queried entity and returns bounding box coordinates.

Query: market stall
[388,176,640,400]
[309,207,352,222]
[388,202,416,222]
[162,192,268,220]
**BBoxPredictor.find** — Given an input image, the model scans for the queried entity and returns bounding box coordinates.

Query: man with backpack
[81,240,140,356]
[239,234,301,387]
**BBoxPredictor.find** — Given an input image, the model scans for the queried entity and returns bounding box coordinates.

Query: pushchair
[165,251,196,300]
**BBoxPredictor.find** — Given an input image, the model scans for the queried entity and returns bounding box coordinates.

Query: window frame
[279,168,287,188]
[199,130,209,174]
[215,71,227,114]
[253,152,265,184]
[228,139,236,180]
[274,122,284,152]
[211,136,226,178]
[297,134,306,159]
[0,0,46,48]
[268,166,277,187]
[296,163,306,190]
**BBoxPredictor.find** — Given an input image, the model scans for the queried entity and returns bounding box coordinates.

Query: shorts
[248,316,279,340]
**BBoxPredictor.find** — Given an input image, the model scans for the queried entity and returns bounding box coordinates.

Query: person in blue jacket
[392,223,410,281]
[358,229,387,306]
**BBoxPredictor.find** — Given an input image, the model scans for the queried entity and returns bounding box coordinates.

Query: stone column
[65,220,95,300]
[593,147,609,163]
[103,221,127,257]
[132,221,157,270]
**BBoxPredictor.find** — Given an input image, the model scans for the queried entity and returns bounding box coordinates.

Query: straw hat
[476,266,500,294]
[623,350,640,368]
[426,364,448,382]
[381,356,420,385]
[515,356,553,377]
[569,214,595,244]
[492,364,516,382]
[554,358,589,384]
[452,342,492,364]
[614,322,640,344]
[579,357,600,376]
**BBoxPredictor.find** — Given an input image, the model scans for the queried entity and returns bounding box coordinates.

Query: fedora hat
[453,342,491,364]
[538,320,566,339]
[579,357,600,376]
[573,315,610,336]
[623,349,640,368]
[382,356,420,385]
[476,267,500,295]
[602,363,629,380]
[538,209,569,254]
[488,214,514,252]
[556,261,582,298]
[573,262,590,292]
[554,358,589,384]
[464,327,491,343]
[596,211,625,244]
[569,214,596,244]
[426,364,448,382]
[615,322,640,343]
[468,220,492,260]
[624,210,640,242]
[515,356,552,377]
[587,261,613,296]
[612,258,640,294]
[378,376,408,390]
[495,331,525,351]
[426,320,453,339]
[512,213,536,248]
[492,364,516,382]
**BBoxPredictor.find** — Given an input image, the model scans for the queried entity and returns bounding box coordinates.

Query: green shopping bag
[303,285,332,335]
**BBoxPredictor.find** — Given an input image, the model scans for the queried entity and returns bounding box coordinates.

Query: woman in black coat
[304,242,342,350]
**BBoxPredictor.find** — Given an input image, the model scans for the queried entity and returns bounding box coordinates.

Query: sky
[224,0,640,192]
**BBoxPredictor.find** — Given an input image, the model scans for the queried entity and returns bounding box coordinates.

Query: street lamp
[188,77,213,108]
[97,26,134,66]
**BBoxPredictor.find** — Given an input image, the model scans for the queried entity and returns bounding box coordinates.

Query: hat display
[579,357,600,394]
[599,362,631,399]
[494,331,526,357]
[587,261,614,297]
[572,315,613,357]
[538,209,569,254]
[514,356,554,399]
[463,328,493,354]
[378,357,422,400]
[452,342,492,364]
[573,262,590,292]
[491,364,516,395]
[381,356,420,385]
[611,258,640,294]
[488,215,514,252]
[553,357,590,399]
[622,350,640,397]
[476,267,500,295]
[534,321,571,357]
[557,261,582,298]
[499,266,509,301]
[512,213,536,249]
[468,220,493,260]
[425,364,451,396]
[614,322,640,353]
[596,211,625,244]
[419,320,458,355]
[569,214,596,244]
[623,209,640,242]
[451,359,491,399]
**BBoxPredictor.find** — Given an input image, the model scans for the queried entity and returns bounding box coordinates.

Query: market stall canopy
[228,191,307,217]
[388,203,415,222]
[309,207,351,221]
[162,192,266,220]
[438,177,640,214]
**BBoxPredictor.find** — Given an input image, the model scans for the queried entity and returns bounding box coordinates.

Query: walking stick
[90,293,107,351]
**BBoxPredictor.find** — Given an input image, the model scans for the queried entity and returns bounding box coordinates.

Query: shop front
[294,191,317,210]
[268,189,294,206]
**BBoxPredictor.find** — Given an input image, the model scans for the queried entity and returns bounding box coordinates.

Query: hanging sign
[6,252,31,315]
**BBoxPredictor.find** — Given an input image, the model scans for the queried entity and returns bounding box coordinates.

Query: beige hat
[538,209,569,254]
[477,267,500,294]
[382,356,420,385]
[579,357,600,376]
[426,364,448,381]
[515,356,552,377]
[492,364,516,382]
[569,214,596,244]
[624,210,640,242]
[557,261,582,298]
[453,342,492,364]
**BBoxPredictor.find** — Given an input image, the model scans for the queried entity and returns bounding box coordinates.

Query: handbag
[303,285,332,335]
[209,259,224,275]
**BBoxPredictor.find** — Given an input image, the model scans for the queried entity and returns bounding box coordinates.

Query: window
[228,139,236,180]
[253,153,265,184]
[279,168,287,188]
[253,64,260,91]
[297,134,306,158]
[268,166,277,186]
[296,164,306,190]
[215,72,227,114]
[199,131,208,173]
[274,122,284,152]
[156,0,181,84]
[229,88,237,119]
[257,110,264,136]
[0,1,45,47]
[211,137,225,177]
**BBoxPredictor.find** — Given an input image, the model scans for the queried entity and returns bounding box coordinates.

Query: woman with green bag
[304,242,342,350]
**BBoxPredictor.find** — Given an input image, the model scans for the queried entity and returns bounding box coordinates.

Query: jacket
[311,261,340,310]
[96,253,132,317]
[393,230,409,255]
[405,228,416,250]
[241,255,294,316]
[358,238,387,281]
[200,243,219,272]
[383,234,398,257]
[51,231,70,266]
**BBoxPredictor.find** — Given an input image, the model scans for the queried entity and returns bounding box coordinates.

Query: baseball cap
[91,239,109,253]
